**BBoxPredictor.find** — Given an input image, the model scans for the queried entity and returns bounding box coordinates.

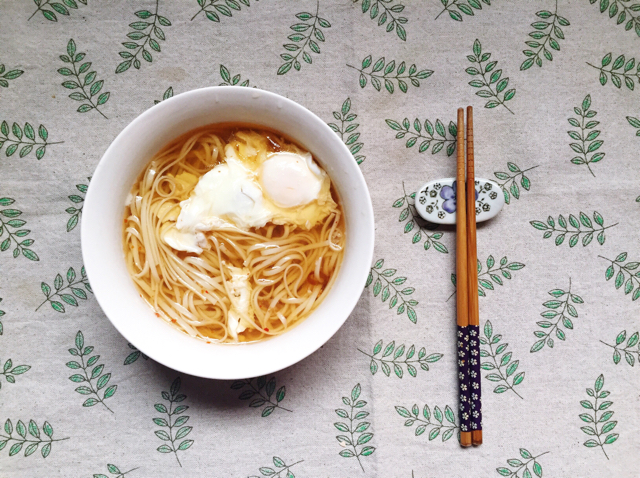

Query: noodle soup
[123,124,345,344]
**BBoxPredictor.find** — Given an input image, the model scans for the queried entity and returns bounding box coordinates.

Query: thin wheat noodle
[284,264,304,298]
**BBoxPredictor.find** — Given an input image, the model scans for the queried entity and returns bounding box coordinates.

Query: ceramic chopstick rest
[414,178,504,225]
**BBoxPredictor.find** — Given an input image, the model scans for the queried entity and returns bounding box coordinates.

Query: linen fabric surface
[1,1,639,476]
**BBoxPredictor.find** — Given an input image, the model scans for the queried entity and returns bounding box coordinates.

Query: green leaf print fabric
[0,1,638,476]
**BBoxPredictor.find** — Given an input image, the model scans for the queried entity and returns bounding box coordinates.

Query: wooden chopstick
[455,107,472,448]
[466,106,483,446]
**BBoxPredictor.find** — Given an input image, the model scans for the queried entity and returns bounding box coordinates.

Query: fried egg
[162,132,336,253]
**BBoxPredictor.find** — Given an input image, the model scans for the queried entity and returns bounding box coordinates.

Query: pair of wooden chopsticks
[456,106,482,447]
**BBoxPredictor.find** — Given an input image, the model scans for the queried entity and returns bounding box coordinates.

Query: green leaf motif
[451,255,525,299]
[395,403,459,442]
[579,373,618,460]
[154,86,174,105]
[352,0,408,41]
[530,212,616,247]
[531,279,583,353]
[0,63,24,88]
[386,118,457,157]
[465,39,516,114]
[600,329,640,367]
[0,298,4,336]
[123,343,149,365]
[65,331,116,412]
[366,258,420,323]
[0,196,39,261]
[392,183,448,254]
[492,162,537,205]
[496,449,549,478]
[599,253,640,302]
[230,376,292,417]
[567,94,605,176]
[36,266,92,313]
[328,98,365,165]
[0,418,67,458]
[191,0,258,23]
[626,115,640,138]
[588,53,640,91]
[349,55,433,93]
[28,0,89,23]
[91,464,137,478]
[0,358,31,391]
[335,383,374,471]
[218,65,253,88]
[436,0,493,22]
[480,321,525,398]
[58,40,110,118]
[153,377,194,467]
[520,3,570,70]
[0,120,62,160]
[65,181,88,232]
[359,340,442,378]
[587,0,640,39]
[277,3,330,75]
[249,456,303,478]
[116,2,171,74]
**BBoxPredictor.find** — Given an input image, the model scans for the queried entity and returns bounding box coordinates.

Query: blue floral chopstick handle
[457,325,471,433]
[468,325,482,432]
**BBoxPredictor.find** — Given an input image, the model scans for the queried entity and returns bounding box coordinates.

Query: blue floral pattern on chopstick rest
[457,325,471,433]
[415,178,504,225]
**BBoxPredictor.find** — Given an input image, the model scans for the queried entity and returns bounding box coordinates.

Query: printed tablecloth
[1,1,639,476]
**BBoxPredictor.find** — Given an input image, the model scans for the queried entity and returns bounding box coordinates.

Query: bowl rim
[81,86,375,379]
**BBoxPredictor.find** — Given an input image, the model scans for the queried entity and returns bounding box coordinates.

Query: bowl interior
[82,87,374,379]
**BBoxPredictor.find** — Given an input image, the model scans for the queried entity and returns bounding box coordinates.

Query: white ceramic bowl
[82,87,374,379]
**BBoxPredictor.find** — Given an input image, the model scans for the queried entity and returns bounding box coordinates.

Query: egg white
[161,131,336,253]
